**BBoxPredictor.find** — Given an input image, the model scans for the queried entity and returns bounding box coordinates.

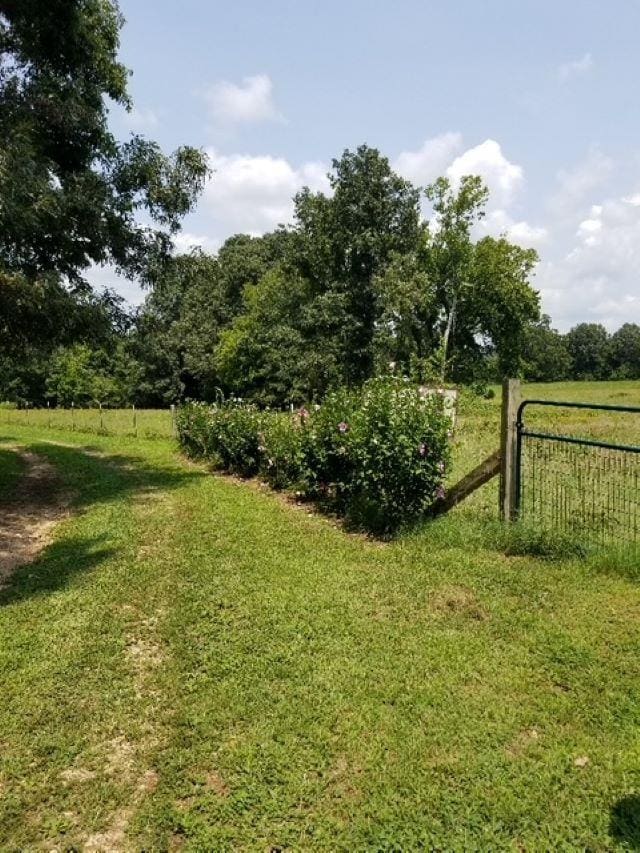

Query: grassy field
[0,381,639,849]
[0,405,175,439]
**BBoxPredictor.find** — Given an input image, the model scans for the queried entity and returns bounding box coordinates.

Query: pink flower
[437,460,445,473]
[338,421,349,434]
[418,443,427,457]
[299,406,309,420]
[436,485,446,501]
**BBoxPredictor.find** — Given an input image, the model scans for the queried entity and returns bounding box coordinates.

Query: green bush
[175,401,215,458]
[258,412,306,491]
[177,378,452,535]
[298,389,359,505]
[176,400,263,477]
[300,377,451,534]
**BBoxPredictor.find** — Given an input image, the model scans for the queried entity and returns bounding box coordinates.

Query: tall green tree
[0,0,208,283]
[608,323,640,379]
[423,175,489,381]
[521,315,572,381]
[294,145,423,383]
[565,323,610,380]
[469,236,540,377]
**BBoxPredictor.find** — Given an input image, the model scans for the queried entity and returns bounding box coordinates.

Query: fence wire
[519,433,640,553]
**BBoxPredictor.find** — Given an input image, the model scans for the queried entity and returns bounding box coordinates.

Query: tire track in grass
[0,445,73,584]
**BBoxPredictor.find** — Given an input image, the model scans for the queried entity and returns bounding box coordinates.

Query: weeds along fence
[0,405,176,440]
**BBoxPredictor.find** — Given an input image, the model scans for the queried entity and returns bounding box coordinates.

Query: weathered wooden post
[170,403,177,438]
[499,378,521,521]
[132,403,137,437]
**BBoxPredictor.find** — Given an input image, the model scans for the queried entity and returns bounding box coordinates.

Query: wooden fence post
[499,378,521,521]
[170,404,177,438]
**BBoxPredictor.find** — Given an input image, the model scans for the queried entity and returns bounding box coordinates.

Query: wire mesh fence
[517,401,640,554]
[0,406,176,440]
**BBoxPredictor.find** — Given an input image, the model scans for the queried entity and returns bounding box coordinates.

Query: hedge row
[176,377,451,535]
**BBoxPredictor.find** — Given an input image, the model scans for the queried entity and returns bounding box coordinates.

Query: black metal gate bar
[515,399,640,549]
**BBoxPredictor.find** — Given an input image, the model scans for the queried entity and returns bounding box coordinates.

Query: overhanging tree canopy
[0,0,208,284]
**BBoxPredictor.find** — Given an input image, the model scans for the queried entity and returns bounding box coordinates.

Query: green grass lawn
[1,382,640,849]
[0,405,175,439]
[0,444,23,499]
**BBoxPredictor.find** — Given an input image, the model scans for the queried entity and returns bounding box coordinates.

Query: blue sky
[99,0,640,330]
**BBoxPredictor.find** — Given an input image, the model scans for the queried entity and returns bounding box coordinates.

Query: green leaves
[0,0,209,283]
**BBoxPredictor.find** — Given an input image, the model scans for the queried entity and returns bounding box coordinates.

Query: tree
[130,231,294,405]
[0,268,135,404]
[608,323,640,379]
[423,175,489,381]
[469,236,540,377]
[373,250,439,379]
[216,267,345,406]
[565,323,610,379]
[422,177,540,382]
[0,0,208,284]
[294,145,423,383]
[521,315,572,381]
[46,342,138,406]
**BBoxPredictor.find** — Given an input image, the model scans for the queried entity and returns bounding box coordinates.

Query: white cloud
[447,139,524,207]
[537,194,640,329]
[172,232,221,255]
[472,208,547,248]
[558,52,594,82]
[123,107,161,132]
[397,136,524,208]
[205,74,281,124]
[393,132,463,187]
[202,148,329,234]
[505,220,548,247]
[550,148,614,222]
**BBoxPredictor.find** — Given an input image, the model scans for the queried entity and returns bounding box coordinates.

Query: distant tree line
[521,317,640,382]
[3,142,638,408]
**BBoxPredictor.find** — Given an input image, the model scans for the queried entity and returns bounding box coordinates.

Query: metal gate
[515,400,640,551]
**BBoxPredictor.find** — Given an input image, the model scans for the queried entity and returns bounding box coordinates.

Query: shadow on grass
[0,436,204,605]
[0,535,117,607]
[610,794,640,850]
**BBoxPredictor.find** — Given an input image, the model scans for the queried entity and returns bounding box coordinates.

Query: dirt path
[0,447,72,584]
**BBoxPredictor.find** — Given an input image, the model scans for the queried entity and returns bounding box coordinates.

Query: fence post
[132,403,137,437]
[71,401,75,432]
[170,403,177,438]
[499,378,521,522]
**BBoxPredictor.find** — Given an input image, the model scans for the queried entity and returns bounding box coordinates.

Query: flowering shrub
[177,377,451,535]
[176,400,263,477]
[175,401,216,458]
[300,377,451,534]
[258,412,305,491]
[298,387,359,505]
